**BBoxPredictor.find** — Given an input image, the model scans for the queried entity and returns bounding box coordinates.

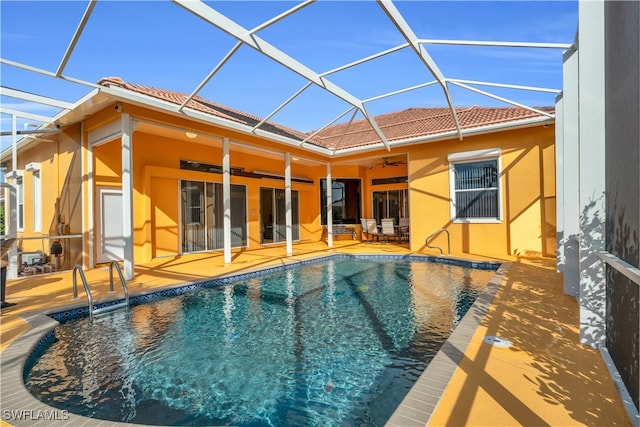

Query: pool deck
[0,241,632,426]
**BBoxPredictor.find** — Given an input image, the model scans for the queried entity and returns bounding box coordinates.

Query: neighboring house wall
[407,125,556,257]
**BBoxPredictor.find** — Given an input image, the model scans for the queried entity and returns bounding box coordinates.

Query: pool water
[25,257,495,426]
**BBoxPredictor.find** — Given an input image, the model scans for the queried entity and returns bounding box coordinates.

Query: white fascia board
[100,84,333,156]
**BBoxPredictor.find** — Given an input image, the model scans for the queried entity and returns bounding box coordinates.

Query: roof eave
[331,115,555,156]
[99,84,334,156]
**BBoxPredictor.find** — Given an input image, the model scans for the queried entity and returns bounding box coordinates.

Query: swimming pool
[24,256,497,426]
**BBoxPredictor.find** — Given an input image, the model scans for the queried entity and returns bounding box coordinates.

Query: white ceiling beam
[447,79,561,94]
[173,0,391,150]
[1,58,101,89]
[419,39,573,49]
[377,0,463,139]
[0,108,56,124]
[179,1,314,113]
[332,109,359,155]
[448,81,555,118]
[363,80,438,103]
[249,0,315,34]
[56,0,97,76]
[0,87,75,110]
[179,41,242,111]
[320,43,409,76]
[302,106,356,145]
[252,81,313,132]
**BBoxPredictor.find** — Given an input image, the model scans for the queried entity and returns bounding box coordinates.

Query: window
[320,178,361,225]
[449,149,501,222]
[17,176,24,231]
[33,170,42,232]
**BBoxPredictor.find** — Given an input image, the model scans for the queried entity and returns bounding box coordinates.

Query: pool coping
[385,261,510,426]
[1,253,505,427]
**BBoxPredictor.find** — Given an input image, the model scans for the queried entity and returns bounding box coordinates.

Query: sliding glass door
[372,189,408,224]
[181,180,247,253]
[260,187,299,244]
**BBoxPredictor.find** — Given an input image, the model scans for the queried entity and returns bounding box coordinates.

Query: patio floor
[0,241,631,426]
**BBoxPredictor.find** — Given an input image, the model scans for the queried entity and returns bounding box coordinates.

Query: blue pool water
[25,257,495,426]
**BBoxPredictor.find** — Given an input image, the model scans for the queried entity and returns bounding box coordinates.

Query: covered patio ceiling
[0,0,576,159]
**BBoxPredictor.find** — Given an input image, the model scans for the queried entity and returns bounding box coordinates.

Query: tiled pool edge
[385,262,511,427]
[1,253,504,427]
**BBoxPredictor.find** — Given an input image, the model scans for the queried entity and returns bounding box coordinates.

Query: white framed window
[448,148,502,223]
[32,170,42,232]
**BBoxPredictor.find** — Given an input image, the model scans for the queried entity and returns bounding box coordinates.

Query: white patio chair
[360,218,381,242]
[381,218,397,243]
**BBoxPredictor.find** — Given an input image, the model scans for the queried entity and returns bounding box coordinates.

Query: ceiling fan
[380,157,405,167]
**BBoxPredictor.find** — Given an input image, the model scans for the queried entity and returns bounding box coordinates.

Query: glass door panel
[181,180,205,252]
[260,187,299,244]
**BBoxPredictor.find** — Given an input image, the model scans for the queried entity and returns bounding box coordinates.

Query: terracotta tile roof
[98,77,309,142]
[98,77,553,152]
[309,106,554,150]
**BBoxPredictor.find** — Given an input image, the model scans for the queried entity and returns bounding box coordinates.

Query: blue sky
[1,0,577,151]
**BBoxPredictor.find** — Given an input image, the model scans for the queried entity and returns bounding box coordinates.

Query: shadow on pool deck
[0,242,631,426]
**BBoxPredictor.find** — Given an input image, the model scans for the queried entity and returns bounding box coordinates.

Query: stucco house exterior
[2,76,556,280]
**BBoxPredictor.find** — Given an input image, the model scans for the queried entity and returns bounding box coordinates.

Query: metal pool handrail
[425,228,450,255]
[72,263,130,319]
[72,264,93,312]
[108,261,130,306]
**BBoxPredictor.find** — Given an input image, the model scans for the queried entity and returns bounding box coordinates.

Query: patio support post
[577,0,606,347]
[7,114,18,278]
[121,113,134,280]
[554,93,564,275]
[326,163,333,247]
[285,153,292,256]
[223,137,232,264]
[561,46,580,297]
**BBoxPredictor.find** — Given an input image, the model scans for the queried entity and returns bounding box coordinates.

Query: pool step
[92,302,129,316]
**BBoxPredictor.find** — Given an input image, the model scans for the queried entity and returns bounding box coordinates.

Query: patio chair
[381,218,398,243]
[398,217,410,242]
[360,218,381,242]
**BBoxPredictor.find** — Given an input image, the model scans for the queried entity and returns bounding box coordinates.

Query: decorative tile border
[47,254,499,324]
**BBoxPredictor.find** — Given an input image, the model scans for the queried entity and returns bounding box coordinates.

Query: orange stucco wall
[9,101,555,271]
[406,126,556,257]
[6,125,84,270]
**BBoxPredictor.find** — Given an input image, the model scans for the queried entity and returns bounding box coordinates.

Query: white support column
[223,138,232,264]
[11,114,17,173]
[8,114,18,278]
[577,0,606,347]
[554,94,564,274]
[285,153,293,256]
[326,163,333,247]
[121,113,134,280]
[87,132,95,269]
[561,46,580,297]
